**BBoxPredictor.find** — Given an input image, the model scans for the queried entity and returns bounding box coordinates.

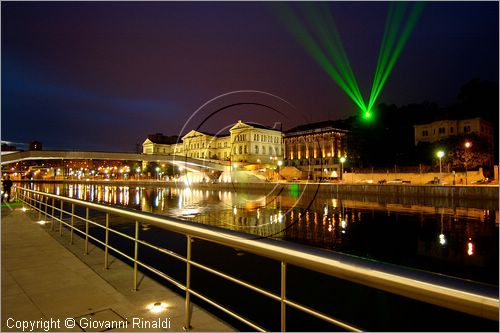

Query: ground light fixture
[147,302,168,314]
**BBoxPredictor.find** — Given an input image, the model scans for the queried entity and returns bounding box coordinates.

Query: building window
[450,127,453,133]
[255,145,259,154]
[464,126,471,133]
[239,146,243,154]
[422,130,428,137]
[438,127,445,134]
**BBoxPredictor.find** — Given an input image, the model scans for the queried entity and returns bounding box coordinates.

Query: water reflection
[28,182,498,284]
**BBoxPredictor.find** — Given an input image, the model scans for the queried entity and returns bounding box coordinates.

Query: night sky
[1,1,498,152]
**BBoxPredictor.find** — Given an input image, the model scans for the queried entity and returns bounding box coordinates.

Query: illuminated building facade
[142,120,283,164]
[283,121,348,180]
[414,117,494,146]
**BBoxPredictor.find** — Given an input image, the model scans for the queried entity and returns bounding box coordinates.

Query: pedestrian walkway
[1,204,233,332]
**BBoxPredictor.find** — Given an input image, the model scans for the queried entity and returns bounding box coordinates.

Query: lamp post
[437,151,444,175]
[464,141,471,185]
[277,160,283,182]
[339,157,346,181]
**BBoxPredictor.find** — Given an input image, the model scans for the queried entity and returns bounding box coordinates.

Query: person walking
[2,175,13,202]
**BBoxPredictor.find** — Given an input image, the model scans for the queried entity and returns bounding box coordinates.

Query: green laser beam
[273,3,366,111]
[313,2,366,109]
[368,2,425,112]
[306,5,365,106]
[369,3,405,111]
[272,2,423,119]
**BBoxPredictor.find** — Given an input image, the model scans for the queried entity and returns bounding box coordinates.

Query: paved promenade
[1,203,233,332]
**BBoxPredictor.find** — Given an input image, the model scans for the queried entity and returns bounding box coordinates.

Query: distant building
[142,133,180,155]
[1,143,17,151]
[414,118,494,146]
[142,121,283,164]
[284,120,348,180]
[29,141,42,151]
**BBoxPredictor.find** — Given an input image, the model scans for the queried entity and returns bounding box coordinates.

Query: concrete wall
[342,169,486,185]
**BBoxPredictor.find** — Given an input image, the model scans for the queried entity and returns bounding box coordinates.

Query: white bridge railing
[14,186,499,331]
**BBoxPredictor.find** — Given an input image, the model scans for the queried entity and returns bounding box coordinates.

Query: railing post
[133,220,139,291]
[85,207,89,255]
[59,200,63,236]
[38,195,42,220]
[184,235,193,330]
[51,197,55,230]
[281,261,287,332]
[44,196,48,220]
[104,213,109,269]
[70,203,75,245]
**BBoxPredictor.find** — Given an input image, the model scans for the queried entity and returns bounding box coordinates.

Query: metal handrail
[13,186,499,331]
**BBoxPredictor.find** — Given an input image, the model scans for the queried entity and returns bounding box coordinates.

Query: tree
[442,134,493,170]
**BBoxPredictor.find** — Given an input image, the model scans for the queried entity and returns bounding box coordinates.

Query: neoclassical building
[284,120,348,180]
[143,121,283,164]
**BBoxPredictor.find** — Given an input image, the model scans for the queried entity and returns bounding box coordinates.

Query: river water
[28,182,499,286]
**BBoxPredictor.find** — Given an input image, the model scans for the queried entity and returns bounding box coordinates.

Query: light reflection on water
[29,182,499,284]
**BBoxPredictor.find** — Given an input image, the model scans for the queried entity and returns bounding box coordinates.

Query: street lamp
[436,151,445,175]
[339,156,346,181]
[464,142,471,185]
[277,160,283,181]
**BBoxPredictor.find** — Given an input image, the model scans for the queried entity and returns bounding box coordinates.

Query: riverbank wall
[15,179,498,201]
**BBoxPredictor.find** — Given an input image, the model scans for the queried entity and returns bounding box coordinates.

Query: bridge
[0,150,228,173]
